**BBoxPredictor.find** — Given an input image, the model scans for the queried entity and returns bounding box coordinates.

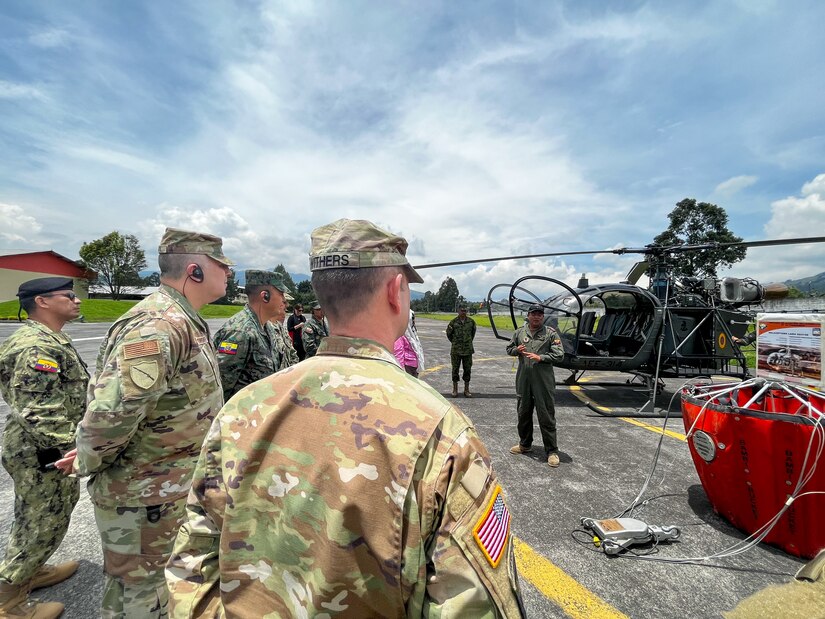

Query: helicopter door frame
[509,276,584,354]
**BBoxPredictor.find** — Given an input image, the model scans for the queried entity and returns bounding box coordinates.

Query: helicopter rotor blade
[412,236,825,270]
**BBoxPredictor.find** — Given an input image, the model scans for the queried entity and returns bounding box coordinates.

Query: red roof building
[0,251,97,301]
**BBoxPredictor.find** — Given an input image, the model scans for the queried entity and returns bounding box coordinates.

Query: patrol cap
[311,302,322,310]
[527,304,545,314]
[308,219,424,284]
[245,270,291,293]
[284,291,294,302]
[458,304,468,311]
[158,227,234,266]
[17,277,75,299]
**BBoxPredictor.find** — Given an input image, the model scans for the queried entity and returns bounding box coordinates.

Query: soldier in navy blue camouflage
[69,228,233,618]
[446,304,477,397]
[301,302,328,357]
[0,277,88,619]
[213,270,291,399]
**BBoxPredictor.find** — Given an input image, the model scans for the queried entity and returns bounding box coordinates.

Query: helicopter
[414,236,825,406]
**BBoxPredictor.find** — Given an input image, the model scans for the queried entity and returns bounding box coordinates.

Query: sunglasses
[41,291,78,300]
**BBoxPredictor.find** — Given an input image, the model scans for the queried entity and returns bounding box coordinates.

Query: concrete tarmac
[0,317,808,617]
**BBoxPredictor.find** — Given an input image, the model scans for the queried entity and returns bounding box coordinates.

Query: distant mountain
[785,272,825,295]
[411,290,424,300]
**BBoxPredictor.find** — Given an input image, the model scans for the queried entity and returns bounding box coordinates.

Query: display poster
[755,313,823,388]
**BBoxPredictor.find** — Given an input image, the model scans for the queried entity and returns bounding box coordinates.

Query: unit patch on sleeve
[473,485,511,568]
[217,341,238,355]
[33,357,59,373]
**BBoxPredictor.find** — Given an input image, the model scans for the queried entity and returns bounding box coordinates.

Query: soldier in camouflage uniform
[446,304,477,397]
[0,278,88,619]
[213,270,292,400]
[166,218,525,618]
[70,228,232,618]
[506,304,565,468]
[301,302,328,358]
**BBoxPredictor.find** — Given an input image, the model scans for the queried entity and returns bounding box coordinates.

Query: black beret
[17,277,75,299]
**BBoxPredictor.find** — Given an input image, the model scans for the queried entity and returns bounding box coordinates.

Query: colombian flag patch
[217,341,238,355]
[34,358,59,373]
[473,485,511,567]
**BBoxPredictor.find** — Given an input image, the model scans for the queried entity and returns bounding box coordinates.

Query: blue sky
[1,0,824,298]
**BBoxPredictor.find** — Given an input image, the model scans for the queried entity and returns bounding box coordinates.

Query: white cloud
[725,172,825,282]
[0,80,45,101]
[714,175,758,197]
[0,203,45,245]
[29,28,73,49]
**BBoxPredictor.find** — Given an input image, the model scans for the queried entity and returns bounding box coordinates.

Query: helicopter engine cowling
[720,277,764,304]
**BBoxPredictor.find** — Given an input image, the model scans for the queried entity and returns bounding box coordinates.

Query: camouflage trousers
[93,500,186,619]
[450,352,473,383]
[0,436,79,585]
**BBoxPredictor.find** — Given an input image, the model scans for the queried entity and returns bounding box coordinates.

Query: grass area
[416,312,517,330]
[0,298,243,322]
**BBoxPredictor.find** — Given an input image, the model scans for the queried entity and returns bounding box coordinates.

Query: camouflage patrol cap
[527,304,544,314]
[311,302,322,310]
[309,219,424,284]
[17,277,74,299]
[158,227,233,266]
[245,270,291,293]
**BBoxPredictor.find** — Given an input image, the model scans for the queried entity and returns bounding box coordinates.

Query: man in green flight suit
[68,228,232,618]
[0,277,89,619]
[166,218,525,618]
[301,302,328,357]
[506,304,565,468]
[446,304,477,397]
[214,269,292,399]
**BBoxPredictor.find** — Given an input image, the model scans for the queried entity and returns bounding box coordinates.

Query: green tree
[273,264,297,293]
[143,272,160,286]
[79,231,147,301]
[214,269,241,305]
[653,198,746,278]
[296,280,315,307]
[435,277,460,312]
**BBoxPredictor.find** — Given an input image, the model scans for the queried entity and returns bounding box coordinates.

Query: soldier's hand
[55,448,77,475]
[517,344,526,354]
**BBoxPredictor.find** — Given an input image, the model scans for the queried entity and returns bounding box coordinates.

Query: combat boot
[452,382,458,397]
[464,382,472,398]
[29,562,78,591]
[0,581,63,619]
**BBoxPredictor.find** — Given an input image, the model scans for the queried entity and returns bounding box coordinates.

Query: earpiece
[189,264,204,283]
[262,290,271,303]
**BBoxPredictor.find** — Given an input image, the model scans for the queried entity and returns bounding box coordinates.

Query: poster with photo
[755,314,823,388]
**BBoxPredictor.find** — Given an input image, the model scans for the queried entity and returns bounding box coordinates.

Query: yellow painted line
[514,537,629,619]
[568,385,686,442]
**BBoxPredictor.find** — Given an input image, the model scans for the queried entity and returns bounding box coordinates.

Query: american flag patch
[218,341,238,355]
[123,339,161,359]
[473,485,510,567]
[34,358,59,373]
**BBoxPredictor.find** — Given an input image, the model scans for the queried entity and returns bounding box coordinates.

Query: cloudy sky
[1,1,824,298]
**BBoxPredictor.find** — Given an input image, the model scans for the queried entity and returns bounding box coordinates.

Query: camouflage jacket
[213,305,278,400]
[167,336,523,618]
[0,320,89,452]
[506,325,564,392]
[301,315,328,358]
[74,285,223,507]
[446,316,477,355]
[267,320,298,370]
